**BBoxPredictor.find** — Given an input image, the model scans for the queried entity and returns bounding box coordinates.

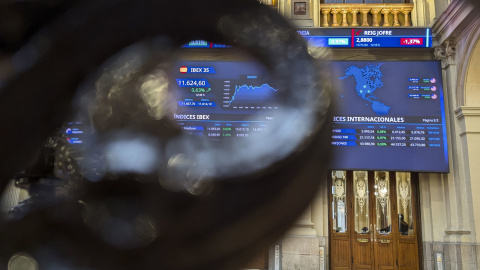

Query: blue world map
[340,63,390,115]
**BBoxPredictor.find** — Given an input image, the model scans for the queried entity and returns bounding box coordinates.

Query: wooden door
[330,171,352,270]
[329,171,420,270]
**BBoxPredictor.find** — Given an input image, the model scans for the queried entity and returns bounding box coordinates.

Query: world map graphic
[340,63,390,115]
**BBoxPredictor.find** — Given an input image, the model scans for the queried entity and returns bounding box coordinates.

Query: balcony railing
[320,3,414,27]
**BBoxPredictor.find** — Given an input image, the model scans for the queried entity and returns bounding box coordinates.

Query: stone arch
[457,18,480,107]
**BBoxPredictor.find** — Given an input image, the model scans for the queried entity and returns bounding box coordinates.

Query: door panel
[353,240,374,269]
[352,171,374,270]
[374,240,395,269]
[373,171,396,270]
[329,171,420,270]
[398,238,417,269]
[330,171,352,270]
[332,237,352,269]
[395,172,419,270]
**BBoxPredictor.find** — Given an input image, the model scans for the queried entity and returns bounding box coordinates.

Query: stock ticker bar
[182,28,432,49]
[298,27,432,48]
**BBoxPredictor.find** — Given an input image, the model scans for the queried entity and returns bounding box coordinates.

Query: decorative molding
[445,227,472,235]
[456,107,480,136]
[455,106,480,119]
[333,174,346,203]
[433,40,456,68]
[375,172,390,214]
[432,0,476,46]
[398,175,411,216]
[354,174,367,214]
[459,131,480,137]
[455,18,480,107]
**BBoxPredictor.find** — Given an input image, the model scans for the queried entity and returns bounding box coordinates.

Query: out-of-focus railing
[259,0,278,10]
[259,0,276,4]
[320,4,414,27]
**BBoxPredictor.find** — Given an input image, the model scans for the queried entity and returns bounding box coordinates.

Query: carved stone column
[433,39,475,246]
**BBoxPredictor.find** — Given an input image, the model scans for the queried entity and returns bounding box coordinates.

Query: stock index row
[182,28,433,49]
[331,122,443,148]
[298,28,432,48]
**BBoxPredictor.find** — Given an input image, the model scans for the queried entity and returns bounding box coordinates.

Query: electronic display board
[329,61,448,172]
[171,52,448,172]
[172,59,280,141]
[298,28,432,48]
[182,28,433,49]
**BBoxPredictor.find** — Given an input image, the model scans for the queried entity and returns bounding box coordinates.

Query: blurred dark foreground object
[0,0,331,269]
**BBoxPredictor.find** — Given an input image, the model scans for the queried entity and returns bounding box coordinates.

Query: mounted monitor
[328,60,449,173]
[169,47,449,173]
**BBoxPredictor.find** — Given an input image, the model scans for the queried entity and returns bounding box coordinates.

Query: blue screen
[298,28,432,48]
[171,57,449,173]
[172,60,280,140]
[329,61,449,172]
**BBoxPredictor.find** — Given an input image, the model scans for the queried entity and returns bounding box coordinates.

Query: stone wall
[423,242,480,270]
[280,236,326,270]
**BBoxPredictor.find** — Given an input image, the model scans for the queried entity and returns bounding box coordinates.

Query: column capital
[433,40,456,68]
